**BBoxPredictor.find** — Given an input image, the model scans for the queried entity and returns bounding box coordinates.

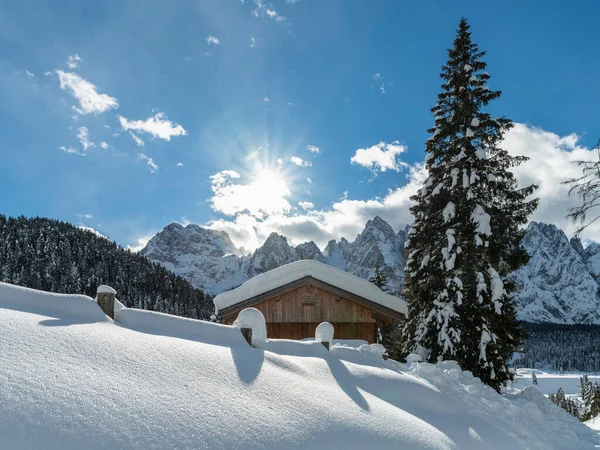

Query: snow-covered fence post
[233,308,267,348]
[240,328,252,346]
[316,322,334,351]
[369,343,389,361]
[96,285,116,319]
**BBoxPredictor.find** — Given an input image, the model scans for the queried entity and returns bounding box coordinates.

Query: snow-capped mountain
[509,222,600,324]
[141,218,600,324]
[141,216,407,295]
[141,223,248,293]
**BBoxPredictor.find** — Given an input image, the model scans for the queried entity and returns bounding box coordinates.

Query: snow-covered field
[513,368,600,395]
[1,281,599,449]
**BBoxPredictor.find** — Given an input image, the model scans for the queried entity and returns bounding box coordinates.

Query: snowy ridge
[141,216,408,295]
[213,260,408,315]
[1,281,598,449]
[143,218,600,324]
[510,222,600,324]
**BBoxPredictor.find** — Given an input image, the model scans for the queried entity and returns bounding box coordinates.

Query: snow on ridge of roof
[213,260,407,316]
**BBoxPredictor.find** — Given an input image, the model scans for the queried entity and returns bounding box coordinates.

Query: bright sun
[249,170,291,216]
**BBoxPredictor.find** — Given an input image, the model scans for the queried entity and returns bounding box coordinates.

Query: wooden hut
[213,260,407,343]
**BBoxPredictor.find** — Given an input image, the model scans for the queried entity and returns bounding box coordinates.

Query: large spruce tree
[402,18,538,391]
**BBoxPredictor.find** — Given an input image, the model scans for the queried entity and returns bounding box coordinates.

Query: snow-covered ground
[586,416,600,431]
[513,368,600,395]
[1,281,599,449]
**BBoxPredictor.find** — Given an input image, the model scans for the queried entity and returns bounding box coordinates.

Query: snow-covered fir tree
[369,261,388,291]
[402,18,538,391]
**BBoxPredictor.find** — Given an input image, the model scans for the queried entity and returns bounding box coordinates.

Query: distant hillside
[0,215,212,319]
[513,322,600,373]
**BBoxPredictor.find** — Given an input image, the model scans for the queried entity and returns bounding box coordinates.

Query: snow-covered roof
[213,260,407,316]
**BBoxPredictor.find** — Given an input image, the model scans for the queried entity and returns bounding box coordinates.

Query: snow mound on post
[233,307,267,344]
[315,322,334,343]
[97,285,116,295]
[367,343,387,356]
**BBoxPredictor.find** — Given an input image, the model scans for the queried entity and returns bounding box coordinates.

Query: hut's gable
[251,284,375,324]
[214,260,407,343]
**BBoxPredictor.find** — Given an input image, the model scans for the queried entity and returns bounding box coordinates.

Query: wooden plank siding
[267,322,376,342]
[253,285,375,324]
[222,283,390,343]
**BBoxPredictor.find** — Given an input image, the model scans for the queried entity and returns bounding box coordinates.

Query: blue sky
[1,0,599,251]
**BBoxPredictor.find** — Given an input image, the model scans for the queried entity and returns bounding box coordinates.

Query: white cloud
[25,70,34,77]
[351,141,408,173]
[205,123,600,251]
[55,70,119,115]
[118,113,186,141]
[373,73,382,80]
[503,123,598,240]
[129,132,145,147]
[266,9,283,20]
[127,235,153,252]
[290,156,312,167]
[67,54,81,69]
[138,153,159,173]
[252,0,285,22]
[307,145,321,154]
[298,201,314,210]
[59,145,85,156]
[380,84,387,94]
[206,35,220,46]
[77,213,93,219]
[207,163,425,250]
[209,169,291,218]
[264,97,270,102]
[177,162,184,167]
[306,177,313,184]
[99,141,109,149]
[250,36,256,48]
[77,126,95,151]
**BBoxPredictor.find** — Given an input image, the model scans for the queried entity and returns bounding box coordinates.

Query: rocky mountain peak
[142,222,240,262]
[570,237,584,254]
[247,232,297,277]
[295,241,324,262]
[509,221,600,324]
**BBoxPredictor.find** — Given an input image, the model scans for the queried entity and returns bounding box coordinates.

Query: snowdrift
[1,282,598,449]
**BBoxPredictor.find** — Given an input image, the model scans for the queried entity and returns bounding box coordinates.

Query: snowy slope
[586,415,600,431]
[509,222,600,324]
[1,281,598,449]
